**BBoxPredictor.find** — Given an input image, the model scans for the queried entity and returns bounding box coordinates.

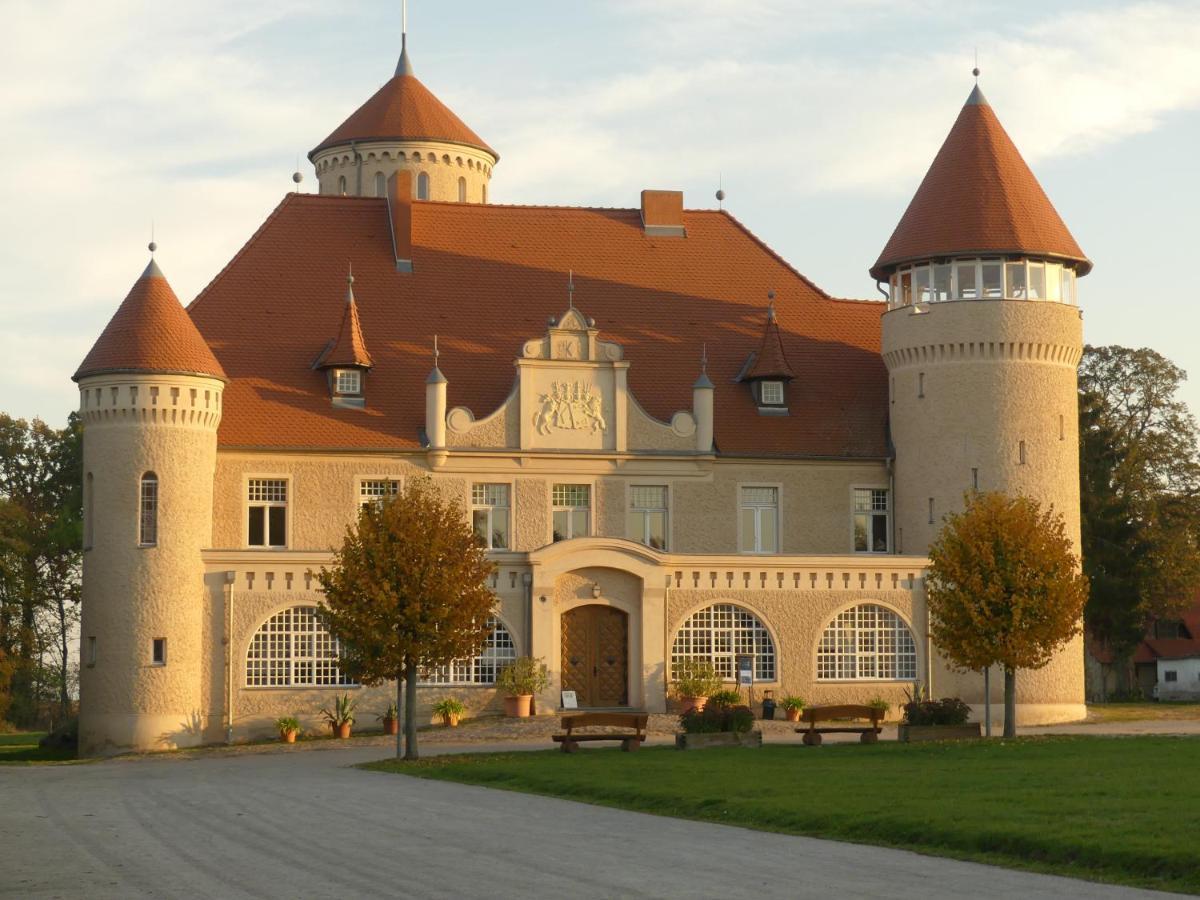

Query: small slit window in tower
[928,497,934,525]
[152,638,166,666]
[417,172,430,200]
[139,473,158,546]
[972,468,979,491]
[482,183,487,204]
[374,172,385,197]
[337,174,347,195]
[84,472,94,550]
[918,372,925,398]
[87,636,96,667]
[457,176,466,202]
[1059,414,1065,441]
[1019,440,1027,465]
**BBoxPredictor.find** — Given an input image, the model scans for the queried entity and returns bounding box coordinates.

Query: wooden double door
[561,605,628,707]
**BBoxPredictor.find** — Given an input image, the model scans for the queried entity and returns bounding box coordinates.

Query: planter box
[897,723,982,743]
[675,730,762,750]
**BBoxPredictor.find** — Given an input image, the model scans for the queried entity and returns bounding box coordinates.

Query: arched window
[374,171,386,197]
[482,183,487,204]
[138,473,158,546]
[816,604,917,680]
[421,617,516,684]
[246,606,357,687]
[337,174,347,195]
[457,176,466,202]
[672,604,775,681]
[417,171,430,200]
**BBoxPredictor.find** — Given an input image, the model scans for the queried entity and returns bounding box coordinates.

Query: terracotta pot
[382,717,399,736]
[678,696,707,715]
[785,707,802,723]
[281,729,298,744]
[441,712,460,727]
[332,722,352,739]
[504,694,533,717]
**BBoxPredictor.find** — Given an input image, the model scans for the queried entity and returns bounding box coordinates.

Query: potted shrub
[433,697,466,727]
[676,703,761,750]
[377,701,399,736]
[275,715,300,744]
[898,697,980,742]
[867,697,891,721]
[671,658,721,714]
[779,695,806,723]
[320,693,357,739]
[497,656,549,717]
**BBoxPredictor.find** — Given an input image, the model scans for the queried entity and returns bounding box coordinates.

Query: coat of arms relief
[533,380,608,434]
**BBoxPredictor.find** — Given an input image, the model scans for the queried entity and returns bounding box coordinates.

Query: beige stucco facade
[313,139,495,202]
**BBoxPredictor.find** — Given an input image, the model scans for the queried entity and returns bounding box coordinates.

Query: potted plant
[496,656,549,717]
[433,697,466,727]
[779,695,806,723]
[377,701,399,736]
[866,697,891,721]
[275,715,301,744]
[898,696,980,742]
[320,693,357,738]
[671,658,721,714]
[676,703,761,750]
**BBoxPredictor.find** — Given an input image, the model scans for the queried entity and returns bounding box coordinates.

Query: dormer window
[334,369,362,396]
[759,380,784,406]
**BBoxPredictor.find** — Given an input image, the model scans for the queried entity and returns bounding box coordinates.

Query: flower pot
[897,723,981,743]
[332,722,352,739]
[281,729,298,744]
[504,694,533,717]
[675,730,763,750]
[382,717,399,736]
[441,712,460,727]
[784,707,802,723]
[678,696,707,715]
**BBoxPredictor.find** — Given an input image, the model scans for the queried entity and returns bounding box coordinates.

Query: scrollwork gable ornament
[533,380,608,435]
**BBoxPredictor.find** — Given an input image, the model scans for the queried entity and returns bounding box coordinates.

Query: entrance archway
[561,605,628,707]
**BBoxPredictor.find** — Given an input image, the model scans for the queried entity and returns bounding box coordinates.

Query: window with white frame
[334,370,362,395]
[457,176,466,202]
[759,380,785,406]
[627,485,668,550]
[816,604,917,680]
[139,473,158,546]
[417,171,430,200]
[247,479,287,547]
[552,484,590,542]
[888,258,1075,309]
[360,479,399,509]
[421,617,516,684]
[853,488,890,553]
[472,483,510,550]
[739,486,778,553]
[245,606,357,687]
[337,174,347,194]
[374,171,386,197]
[672,604,776,681]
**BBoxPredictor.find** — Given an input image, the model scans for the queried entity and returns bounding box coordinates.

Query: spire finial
[433,333,439,364]
[973,47,980,82]
[715,173,725,210]
[345,261,355,305]
[148,219,156,256]
[767,289,776,322]
[396,0,414,76]
[567,269,575,309]
[293,154,303,192]
[701,343,708,375]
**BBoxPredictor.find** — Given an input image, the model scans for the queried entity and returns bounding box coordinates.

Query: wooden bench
[551,713,648,753]
[797,705,884,745]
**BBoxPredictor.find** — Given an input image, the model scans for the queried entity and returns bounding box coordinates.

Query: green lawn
[0,731,76,764]
[365,736,1200,894]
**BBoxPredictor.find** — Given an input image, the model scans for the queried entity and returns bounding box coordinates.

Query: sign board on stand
[561,690,578,710]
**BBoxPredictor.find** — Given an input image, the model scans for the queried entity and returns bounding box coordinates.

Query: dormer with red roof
[740,294,795,414]
[315,271,374,408]
[309,32,497,204]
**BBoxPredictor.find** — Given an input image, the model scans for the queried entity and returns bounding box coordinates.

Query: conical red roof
[745,304,794,380]
[73,259,226,382]
[318,278,373,369]
[870,86,1089,281]
[310,70,496,160]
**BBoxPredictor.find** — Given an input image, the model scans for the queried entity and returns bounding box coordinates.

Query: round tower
[876,83,1090,724]
[73,256,226,756]
[309,34,498,203]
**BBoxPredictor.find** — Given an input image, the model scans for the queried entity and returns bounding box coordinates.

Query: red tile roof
[74,260,227,382]
[188,194,888,457]
[310,72,496,160]
[318,277,374,369]
[744,305,795,380]
[870,86,1089,281]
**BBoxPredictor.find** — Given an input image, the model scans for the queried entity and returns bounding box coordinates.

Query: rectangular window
[981,261,1003,298]
[472,483,510,550]
[552,484,590,542]
[1006,261,1027,299]
[900,270,912,306]
[1027,261,1046,300]
[1165,670,1178,683]
[87,636,96,666]
[139,475,158,546]
[739,486,779,553]
[1062,267,1075,304]
[1044,263,1062,301]
[913,266,932,303]
[932,264,952,301]
[627,485,668,550]
[335,370,361,395]
[359,479,399,509]
[759,381,784,406]
[247,479,288,548]
[956,262,978,299]
[152,638,166,666]
[853,488,890,553]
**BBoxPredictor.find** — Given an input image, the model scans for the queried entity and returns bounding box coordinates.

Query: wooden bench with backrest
[797,704,884,745]
[551,712,648,753]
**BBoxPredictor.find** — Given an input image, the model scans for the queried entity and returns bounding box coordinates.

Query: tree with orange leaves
[927,492,1088,737]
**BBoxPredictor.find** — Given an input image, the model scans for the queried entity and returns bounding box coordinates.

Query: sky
[3,0,1200,426]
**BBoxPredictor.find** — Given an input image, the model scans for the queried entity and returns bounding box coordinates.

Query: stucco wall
[313,139,494,202]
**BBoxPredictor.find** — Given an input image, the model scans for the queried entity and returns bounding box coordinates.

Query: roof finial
[148,219,156,256]
[767,289,776,322]
[346,261,356,304]
[396,0,414,76]
[293,154,303,192]
[701,343,708,375]
[433,333,439,364]
[715,173,725,210]
[973,47,980,82]
[567,269,575,310]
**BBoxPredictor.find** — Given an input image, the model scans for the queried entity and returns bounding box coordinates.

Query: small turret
[425,337,447,466]
[316,269,373,407]
[692,346,714,452]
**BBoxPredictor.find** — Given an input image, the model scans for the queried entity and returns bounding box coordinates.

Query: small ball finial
[715,188,725,202]
[292,171,303,184]
[972,66,980,78]
[768,289,776,300]
[148,241,157,254]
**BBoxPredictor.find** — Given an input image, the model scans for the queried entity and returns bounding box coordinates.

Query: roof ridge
[714,209,832,300]
[189,193,298,311]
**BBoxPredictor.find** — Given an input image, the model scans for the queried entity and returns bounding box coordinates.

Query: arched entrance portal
[561,605,628,707]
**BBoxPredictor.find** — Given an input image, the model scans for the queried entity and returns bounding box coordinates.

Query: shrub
[671,658,721,698]
[779,695,806,712]
[707,690,742,709]
[275,715,301,735]
[376,701,399,722]
[496,656,549,696]
[867,697,891,716]
[433,697,466,716]
[902,697,972,726]
[319,693,357,726]
[680,703,755,734]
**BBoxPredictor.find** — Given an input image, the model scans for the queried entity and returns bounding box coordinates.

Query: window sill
[814,678,913,684]
[242,685,362,691]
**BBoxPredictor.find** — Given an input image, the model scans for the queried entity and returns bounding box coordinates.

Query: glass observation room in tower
[887,257,1077,310]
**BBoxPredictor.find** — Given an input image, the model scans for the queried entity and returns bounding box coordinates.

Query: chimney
[387,170,414,272]
[640,190,686,238]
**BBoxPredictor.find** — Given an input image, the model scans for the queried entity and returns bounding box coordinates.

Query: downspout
[223,570,236,744]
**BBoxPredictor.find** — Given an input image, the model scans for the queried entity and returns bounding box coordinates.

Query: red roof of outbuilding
[74,260,227,382]
[310,71,496,160]
[188,194,888,457]
[870,85,1089,281]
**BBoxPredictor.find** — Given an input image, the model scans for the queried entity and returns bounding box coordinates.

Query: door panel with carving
[560,605,628,707]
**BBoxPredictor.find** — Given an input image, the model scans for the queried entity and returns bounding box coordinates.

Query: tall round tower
[309,33,498,203]
[876,83,1090,724]
[73,257,226,755]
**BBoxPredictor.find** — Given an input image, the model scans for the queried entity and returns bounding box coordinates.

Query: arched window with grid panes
[671,604,776,682]
[245,606,357,687]
[816,603,917,680]
[420,616,517,684]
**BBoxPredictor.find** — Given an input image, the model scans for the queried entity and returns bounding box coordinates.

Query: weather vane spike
[433,333,439,364]
[973,47,980,81]
[567,269,575,309]
[701,342,708,374]
[347,260,354,283]
[148,219,156,255]
[715,172,725,209]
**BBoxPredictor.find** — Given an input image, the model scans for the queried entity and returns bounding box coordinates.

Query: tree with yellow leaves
[927,492,1088,737]
[318,477,496,759]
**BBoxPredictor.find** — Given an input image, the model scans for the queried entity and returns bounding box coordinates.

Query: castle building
[73,37,1090,755]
